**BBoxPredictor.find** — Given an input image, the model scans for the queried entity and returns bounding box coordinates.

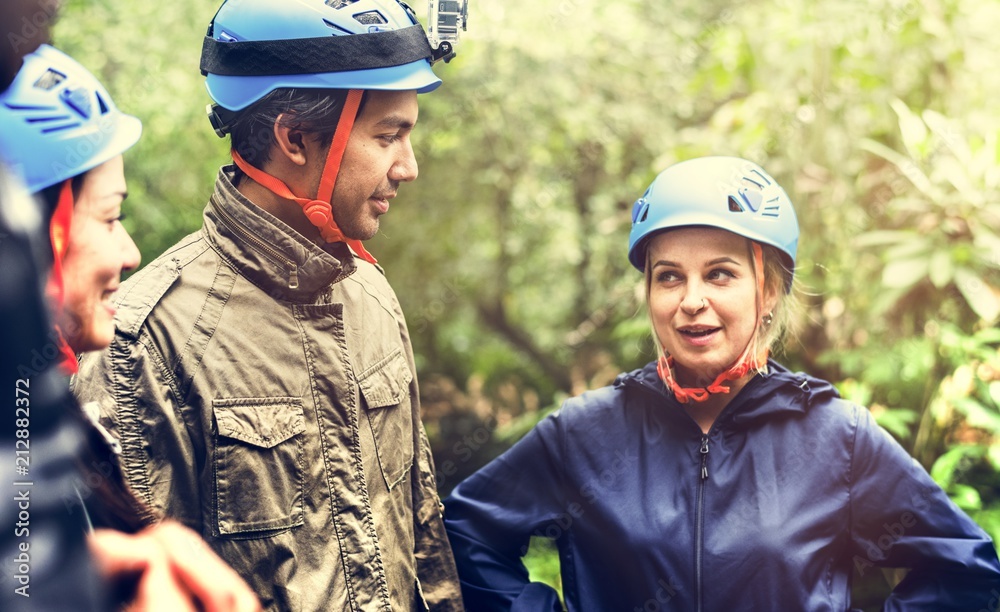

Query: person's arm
[387,289,465,610]
[413,424,465,610]
[89,521,261,612]
[444,413,568,612]
[848,405,1000,610]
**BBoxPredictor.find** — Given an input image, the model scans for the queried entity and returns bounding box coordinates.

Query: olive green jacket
[73,168,463,611]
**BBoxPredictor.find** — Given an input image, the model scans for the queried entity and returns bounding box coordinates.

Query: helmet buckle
[207,103,237,138]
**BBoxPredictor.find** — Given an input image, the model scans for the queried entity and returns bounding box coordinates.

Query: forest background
[52,0,1000,607]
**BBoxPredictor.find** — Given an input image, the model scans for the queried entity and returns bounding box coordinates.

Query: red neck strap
[230,89,376,265]
[317,89,362,205]
[657,354,761,403]
[657,242,768,403]
[46,180,79,374]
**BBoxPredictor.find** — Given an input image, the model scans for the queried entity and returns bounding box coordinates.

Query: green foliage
[858,99,1000,325]
[53,0,229,266]
[523,537,563,601]
[927,326,1000,542]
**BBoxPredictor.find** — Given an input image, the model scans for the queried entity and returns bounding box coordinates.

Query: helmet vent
[27,113,72,123]
[33,68,67,91]
[4,103,55,111]
[737,186,762,212]
[41,121,83,134]
[637,203,649,223]
[60,87,92,119]
[762,197,781,218]
[323,18,354,35]
[324,0,352,8]
[95,91,110,115]
[353,11,388,25]
[728,195,743,212]
[748,168,772,187]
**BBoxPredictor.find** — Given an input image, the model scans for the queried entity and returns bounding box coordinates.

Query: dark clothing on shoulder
[445,360,1000,611]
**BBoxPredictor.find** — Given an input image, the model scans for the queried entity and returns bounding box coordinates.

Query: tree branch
[475,299,573,392]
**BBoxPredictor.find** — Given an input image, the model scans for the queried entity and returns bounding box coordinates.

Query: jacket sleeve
[413,423,465,610]
[388,292,465,610]
[848,405,1000,610]
[73,333,203,531]
[443,413,567,612]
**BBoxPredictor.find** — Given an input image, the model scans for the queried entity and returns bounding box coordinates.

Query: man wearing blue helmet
[74,0,467,609]
[443,157,1000,610]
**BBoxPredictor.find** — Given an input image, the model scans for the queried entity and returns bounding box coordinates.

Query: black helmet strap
[200,25,433,77]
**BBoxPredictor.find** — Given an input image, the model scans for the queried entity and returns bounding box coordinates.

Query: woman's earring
[762,313,773,326]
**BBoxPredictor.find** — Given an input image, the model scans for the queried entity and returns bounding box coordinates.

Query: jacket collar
[203,166,356,302]
[617,359,841,428]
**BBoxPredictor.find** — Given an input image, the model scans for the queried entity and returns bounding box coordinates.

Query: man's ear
[272,113,309,167]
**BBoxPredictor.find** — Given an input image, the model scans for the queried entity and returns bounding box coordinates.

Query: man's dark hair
[229,88,368,174]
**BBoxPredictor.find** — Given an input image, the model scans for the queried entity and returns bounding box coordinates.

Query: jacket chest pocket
[211,397,305,536]
[358,350,415,491]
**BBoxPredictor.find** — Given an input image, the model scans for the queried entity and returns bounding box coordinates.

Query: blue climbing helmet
[628,156,799,284]
[0,44,142,194]
[201,0,450,113]
[199,0,466,265]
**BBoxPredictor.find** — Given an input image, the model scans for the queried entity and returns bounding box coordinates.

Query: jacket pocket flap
[358,350,413,409]
[213,398,305,449]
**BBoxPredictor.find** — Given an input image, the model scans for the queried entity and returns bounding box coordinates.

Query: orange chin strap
[658,242,768,403]
[230,88,376,265]
[46,179,79,374]
[658,353,761,404]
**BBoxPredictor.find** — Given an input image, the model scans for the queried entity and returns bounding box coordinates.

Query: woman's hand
[89,520,262,612]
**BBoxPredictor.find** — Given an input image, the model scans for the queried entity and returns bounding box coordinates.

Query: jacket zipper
[696,434,709,612]
[214,202,300,289]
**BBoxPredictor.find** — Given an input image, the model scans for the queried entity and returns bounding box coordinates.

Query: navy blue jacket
[444,361,1000,611]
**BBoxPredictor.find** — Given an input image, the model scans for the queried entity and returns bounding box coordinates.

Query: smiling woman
[48,155,141,354]
[0,42,261,612]
[0,43,143,371]
[646,228,773,419]
[443,156,1000,611]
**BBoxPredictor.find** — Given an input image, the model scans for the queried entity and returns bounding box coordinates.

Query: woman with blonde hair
[444,156,1000,611]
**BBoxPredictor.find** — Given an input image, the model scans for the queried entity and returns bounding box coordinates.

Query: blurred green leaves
[859,98,1000,324]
